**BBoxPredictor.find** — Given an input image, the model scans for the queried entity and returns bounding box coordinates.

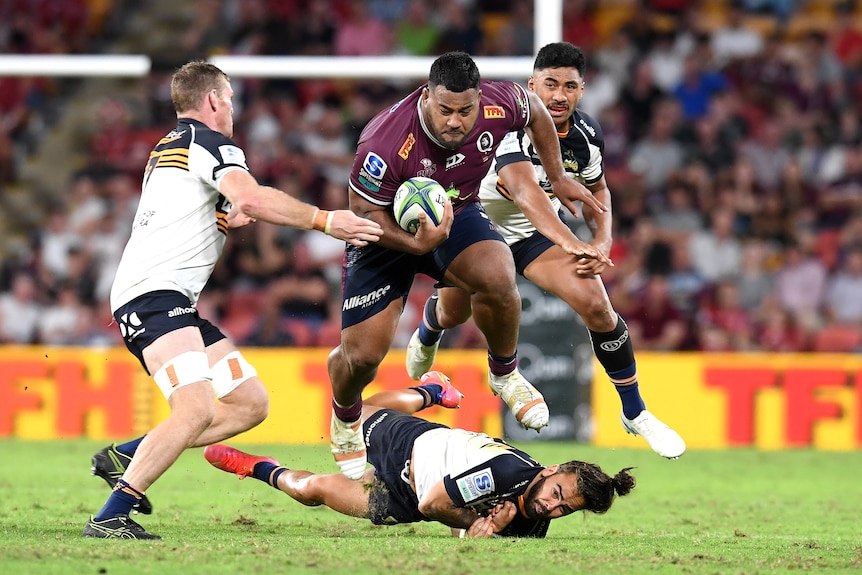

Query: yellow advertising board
[0,346,499,443]
[3,347,860,450]
[592,353,862,451]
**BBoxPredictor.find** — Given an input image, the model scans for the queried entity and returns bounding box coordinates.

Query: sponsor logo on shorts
[167,306,196,318]
[484,105,505,119]
[456,468,495,503]
[343,285,391,311]
[398,133,416,160]
[118,312,145,342]
[599,329,629,352]
[364,410,389,447]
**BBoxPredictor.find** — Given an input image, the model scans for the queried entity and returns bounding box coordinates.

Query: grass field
[0,439,859,575]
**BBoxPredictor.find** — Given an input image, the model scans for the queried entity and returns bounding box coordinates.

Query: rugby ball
[393,177,448,234]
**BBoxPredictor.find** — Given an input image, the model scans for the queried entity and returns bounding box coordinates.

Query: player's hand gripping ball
[392,177,448,234]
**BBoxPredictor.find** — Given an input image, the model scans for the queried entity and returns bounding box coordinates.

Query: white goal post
[0,0,562,78]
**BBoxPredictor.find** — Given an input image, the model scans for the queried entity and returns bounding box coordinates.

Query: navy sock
[115,436,145,458]
[94,479,142,520]
[409,383,444,409]
[418,294,444,346]
[253,462,288,487]
[488,351,517,377]
[616,380,646,420]
[332,398,362,423]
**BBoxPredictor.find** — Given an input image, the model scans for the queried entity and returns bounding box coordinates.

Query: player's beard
[522,475,549,519]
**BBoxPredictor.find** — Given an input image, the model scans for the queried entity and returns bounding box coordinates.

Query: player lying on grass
[205,372,635,538]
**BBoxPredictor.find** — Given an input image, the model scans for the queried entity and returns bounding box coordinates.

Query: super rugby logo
[455,468,495,503]
[599,328,629,352]
[343,285,391,311]
[359,152,388,191]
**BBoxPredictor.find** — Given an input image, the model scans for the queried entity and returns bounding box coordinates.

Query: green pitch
[0,439,858,575]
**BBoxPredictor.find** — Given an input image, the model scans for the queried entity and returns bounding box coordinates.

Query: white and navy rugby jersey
[478,108,605,245]
[412,428,551,538]
[110,118,249,312]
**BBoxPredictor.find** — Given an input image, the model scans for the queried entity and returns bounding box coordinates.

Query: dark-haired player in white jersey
[204,373,635,539]
[83,61,383,540]
[406,43,685,459]
[328,51,612,480]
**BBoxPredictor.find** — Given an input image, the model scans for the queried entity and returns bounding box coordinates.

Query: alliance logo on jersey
[118,312,146,342]
[483,105,505,119]
[456,468,496,503]
[445,153,465,170]
[398,133,416,160]
[359,152,388,191]
[218,145,248,169]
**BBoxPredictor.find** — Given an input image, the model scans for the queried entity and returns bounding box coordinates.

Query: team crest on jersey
[483,105,505,119]
[218,145,248,169]
[445,153,465,170]
[563,150,579,173]
[360,151,388,191]
[398,133,416,159]
[455,468,495,503]
[476,131,494,153]
[417,157,436,178]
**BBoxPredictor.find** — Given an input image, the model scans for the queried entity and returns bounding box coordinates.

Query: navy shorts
[363,409,448,525]
[112,290,226,373]
[509,231,554,276]
[341,202,505,328]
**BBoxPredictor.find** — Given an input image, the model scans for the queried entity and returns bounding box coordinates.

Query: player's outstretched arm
[576,176,614,276]
[498,161,612,267]
[219,170,383,246]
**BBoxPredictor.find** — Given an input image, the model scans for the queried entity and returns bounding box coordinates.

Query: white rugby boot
[406,328,442,380]
[489,368,549,431]
[621,410,686,459]
[330,411,367,480]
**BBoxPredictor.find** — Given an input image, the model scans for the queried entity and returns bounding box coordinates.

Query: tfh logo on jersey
[483,105,505,119]
[456,468,496,503]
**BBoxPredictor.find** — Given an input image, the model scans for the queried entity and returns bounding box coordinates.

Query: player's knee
[581,300,616,331]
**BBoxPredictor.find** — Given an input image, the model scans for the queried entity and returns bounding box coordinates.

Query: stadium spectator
[822,245,862,325]
[0,272,42,344]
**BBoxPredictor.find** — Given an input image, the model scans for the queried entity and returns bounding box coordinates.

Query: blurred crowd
[3,0,862,353]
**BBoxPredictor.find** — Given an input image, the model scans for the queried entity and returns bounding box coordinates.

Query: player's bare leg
[328,301,402,479]
[525,247,685,458]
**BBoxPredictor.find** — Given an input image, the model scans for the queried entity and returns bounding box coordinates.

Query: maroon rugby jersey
[349,80,531,214]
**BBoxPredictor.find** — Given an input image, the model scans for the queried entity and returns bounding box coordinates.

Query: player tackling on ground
[405,43,685,459]
[205,372,635,538]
